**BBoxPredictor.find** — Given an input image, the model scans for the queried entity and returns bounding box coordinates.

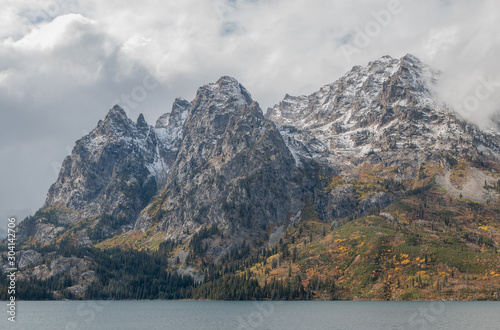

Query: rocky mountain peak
[42,97,193,232]
[266,54,492,170]
[192,76,253,114]
[169,98,191,127]
[136,113,148,128]
[213,75,251,97]
[154,114,169,128]
[105,104,129,122]
[133,77,302,248]
[155,98,191,129]
[268,54,440,130]
[109,104,127,114]
[366,54,398,71]
[400,53,422,66]
[388,53,437,100]
[98,104,139,138]
[364,53,422,73]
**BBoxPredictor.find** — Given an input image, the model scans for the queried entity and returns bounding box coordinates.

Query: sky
[1,0,499,219]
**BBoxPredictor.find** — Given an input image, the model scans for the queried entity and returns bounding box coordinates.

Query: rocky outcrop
[30,100,191,245]
[267,54,500,217]
[267,54,500,170]
[0,250,42,273]
[34,224,67,245]
[0,254,96,299]
[359,192,394,213]
[324,185,357,220]
[45,106,165,222]
[18,250,43,270]
[136,77,303,244]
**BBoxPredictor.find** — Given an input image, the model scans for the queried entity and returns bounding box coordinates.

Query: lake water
[1,300,499,330]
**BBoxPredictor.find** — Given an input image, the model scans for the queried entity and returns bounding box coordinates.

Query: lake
[1,300,499,329]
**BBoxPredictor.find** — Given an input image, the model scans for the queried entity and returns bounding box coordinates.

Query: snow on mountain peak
[267,54,497,168]
[268,54,439,130]
[194,76,253,111]
[108,104,127,116]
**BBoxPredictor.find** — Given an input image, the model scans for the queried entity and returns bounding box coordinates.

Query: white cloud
[425,0,500,128]
[7,14,96,50]
[0,0,499,213]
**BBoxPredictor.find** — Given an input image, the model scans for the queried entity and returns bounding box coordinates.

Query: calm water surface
[1,300,499,330]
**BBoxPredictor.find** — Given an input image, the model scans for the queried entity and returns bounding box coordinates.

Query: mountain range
[3,54,500,301]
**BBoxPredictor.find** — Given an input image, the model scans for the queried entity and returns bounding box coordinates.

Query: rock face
[18,250,43,269]
[47,106,150,221]
[0,250,42,273]
[136,77,303,239]
[35,101,190,244]
[0,251,95,299]
[267,54,500,225]
[268,54,500,170]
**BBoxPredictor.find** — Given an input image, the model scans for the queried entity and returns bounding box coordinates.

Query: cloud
[424,0,500,128]
[8,14,97,50]
[0,10,172,212]
[0,0,499,213]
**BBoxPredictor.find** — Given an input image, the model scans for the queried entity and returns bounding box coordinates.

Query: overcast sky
[1,0,499,218]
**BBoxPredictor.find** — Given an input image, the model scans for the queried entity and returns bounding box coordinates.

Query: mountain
[269,54,500,208]
[134,76,304,253]
[4,55,500,301]
[268,54,500,168]
[46,100,190,218]
[19,100,190,246]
